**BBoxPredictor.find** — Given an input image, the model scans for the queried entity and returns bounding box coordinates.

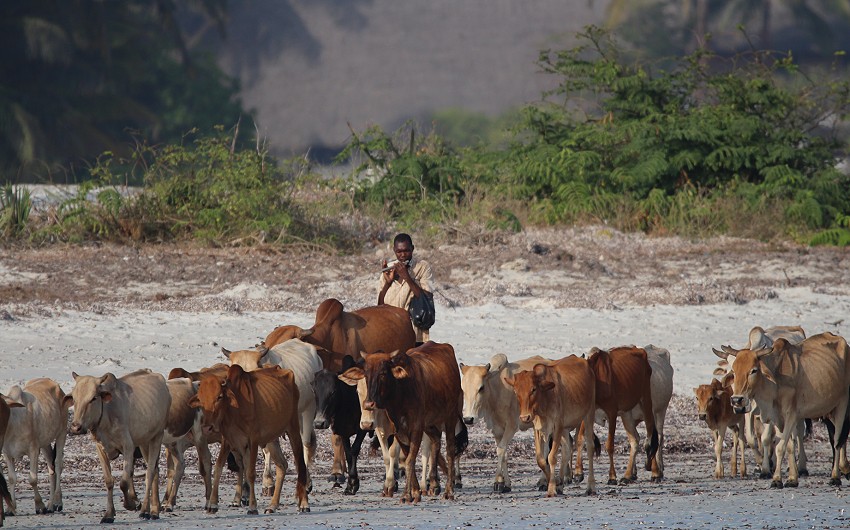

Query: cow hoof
[207,507,218,514]
[35,507,48,515]
[2,511,12,517]
[100,516,115,524]
[784,479,799,488]
[53,505,63,513]
[247,509,259,515]
[264,508,275,514]
[332,481,342,488]
[454,482,463,490]
[573,473,584,484]
[619,477,635,485]
[493,482,509,493]
[443,493,454,500]
[798,469,809,477]
[139,512,150,520]
[770,480,783,489]
[607,479,618,486]
[650,476,663,483]
[760,471,772,480]
[585,487,594,496]
[537,483,547,492]
[241,499,249,507]
[830,477,842,486]
[164,506,173,513]
[299,507,310,513]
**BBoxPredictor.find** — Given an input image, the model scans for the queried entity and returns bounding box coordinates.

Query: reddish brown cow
[264,298,416,358]
[189,365,309,515]
[505,355,597,496]
[339,341,468,504]
[694,375,746,479]
[577,346,659,485]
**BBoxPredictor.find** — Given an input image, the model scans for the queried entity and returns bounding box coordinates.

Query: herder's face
[393,241,413,263]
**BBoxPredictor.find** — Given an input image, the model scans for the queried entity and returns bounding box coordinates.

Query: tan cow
[161,377,212,512]
[460,353,566,493]
[730,332,850,487]
[505,355,597,496]
[0,395,24,527]
[694,374,746,479]
[1,378,68,515]
[64,369,170,523]
[713,325,808,477]
[223,338,322,494]
[189,364,309,514]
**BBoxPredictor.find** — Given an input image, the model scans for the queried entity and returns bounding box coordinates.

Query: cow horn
[299,327,314,339]
[221,347,231,359]
[257,344,269,355]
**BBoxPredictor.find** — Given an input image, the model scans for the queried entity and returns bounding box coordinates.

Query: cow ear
[221,347,231,359]
[484,362,491,372]
[226,387,239,408]
[758,363,777,385]
[99,391,113,403]
[721,372,735,388]
[391,365,410,379]
[388,349,402,358]
[339,367,365,386]
[72,371,79,380]
[187,395,201,409]
[504,376,515,387]
[299,327,314,339]
[62,395,74,408]
[98,373,117,392]
[532,363,548,378]
[540,380,556,392]
[692,387,699,396]
[712,367,727,376]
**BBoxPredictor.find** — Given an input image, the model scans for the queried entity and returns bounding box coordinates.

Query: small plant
[0,183,32,237]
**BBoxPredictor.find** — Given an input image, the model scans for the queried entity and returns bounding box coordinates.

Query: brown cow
[264,298,416,486]
[577,346,659,485]
[339,341,468,503]
[505,355,597,496]
[694,375,746,479]
[189,364,309,514]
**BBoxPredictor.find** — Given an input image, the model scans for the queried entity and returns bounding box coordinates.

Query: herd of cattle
[0,297,849,525]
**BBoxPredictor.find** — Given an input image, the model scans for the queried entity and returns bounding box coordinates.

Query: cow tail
[455,420,469,456]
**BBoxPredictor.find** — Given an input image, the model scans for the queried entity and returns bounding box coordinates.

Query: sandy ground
[1,226,850,529]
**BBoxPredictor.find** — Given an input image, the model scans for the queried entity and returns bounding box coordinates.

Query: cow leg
[344,432,366,495]
[377,427,399,497]
[2,456,17,516]
[162,446,175,510]
[648,409,666,480]
[605,412,618,485]
[195,439,213,507]
[443,422,461,501]
[492,423,514,493]
[285,418,310,512]
[244,444,260,514]
[27,444,47,514]
[262,441,286,513]
[261,447,274,497]
[758,422,775,478]
[301,408,317,493]
[772,422,795,488]
[828,400,850,486]
[138,438,162,519]
[795,420,809,477]
[560,433,573,488]
[164,443,186,512]
[50,430,66,513]
[582,411,597,495]
[574,422,586,484]
[119,442,140,513]
[401,430,423,504]
[423,429,442,496]
[95,444,117,524]
[620,412,640,483]
[544,427,565,497]
[330,434,348,486]
[533,427,551,490]
[208,441,230,513]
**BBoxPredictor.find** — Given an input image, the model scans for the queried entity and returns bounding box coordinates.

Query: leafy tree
[0,0,245,181]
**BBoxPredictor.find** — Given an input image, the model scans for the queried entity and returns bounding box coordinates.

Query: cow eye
[90,396,98,403]
[750,367,758,375]
[531,387,537,394]
[478,385,484,394]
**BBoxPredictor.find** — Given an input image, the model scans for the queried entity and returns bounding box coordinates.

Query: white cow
[2,378,68,515]
[64,369,170,523]
[460,353,563,492]
[223,338,321,493]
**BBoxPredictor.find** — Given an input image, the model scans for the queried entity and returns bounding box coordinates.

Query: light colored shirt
[379,257,433,342]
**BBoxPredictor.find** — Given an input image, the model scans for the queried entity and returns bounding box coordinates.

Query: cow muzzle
[463,416,475,425]
[69,422,87,435]
[730,395,747,414]
[360,420,375,430]
[519,413,532,424]
[698,413,707,421]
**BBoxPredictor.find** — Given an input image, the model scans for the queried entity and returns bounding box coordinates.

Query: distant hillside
[212,0,608,160]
